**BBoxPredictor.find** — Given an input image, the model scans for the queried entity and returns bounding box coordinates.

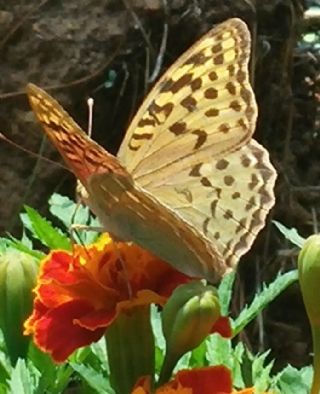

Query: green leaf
[273,221,305,248]
[0,337,10,389]
[49,193,100,244]
[27,343,61,393]
[206,334,233,368]
[232,270,298,336]
[0,238,10,252]
[70,363,113,394]
[3,236,43,260]
[89,340,109,374]
[251,351,274,392]
[8,359,40,394]
[189,341,207,367]
[151,306,165,353]
[22,206,71,250]
[218,271,236,315]
[231,342,246,388]
[275,365,312,394]
[174,352,191,372]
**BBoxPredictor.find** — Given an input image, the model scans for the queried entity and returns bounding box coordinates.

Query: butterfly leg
[70,224,133,299]
[110,239,133,300]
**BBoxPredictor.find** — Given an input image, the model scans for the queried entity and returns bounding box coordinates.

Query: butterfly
[26,18,277,283]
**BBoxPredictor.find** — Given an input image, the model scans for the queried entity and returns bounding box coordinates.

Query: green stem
[105,306,155,394]
[311,325,320,394]
[158,350,179,387]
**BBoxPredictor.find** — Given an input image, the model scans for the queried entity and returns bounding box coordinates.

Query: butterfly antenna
[0,132,68,171]
[74,96,94,203]
[87,97,94,138]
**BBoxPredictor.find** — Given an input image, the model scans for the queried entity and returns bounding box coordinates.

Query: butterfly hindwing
[139,140,277,269]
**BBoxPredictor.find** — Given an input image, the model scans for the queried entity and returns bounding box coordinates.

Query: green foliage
[48,194,100,244]
[275,365,312,394]
[21,206,71,251]
[0,196,314,393]
[273,221,305,248]
[217,270,235,315]
[232,270,299,336]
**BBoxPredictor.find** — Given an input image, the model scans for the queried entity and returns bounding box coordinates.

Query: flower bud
[298,234,320,394]
[298,234,320,326]
[0,249,38,364]
[160,281,220,384]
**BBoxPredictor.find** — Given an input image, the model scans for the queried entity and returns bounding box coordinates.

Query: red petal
[33,300,105,362]
[175,366,232,393]
[210,316,232,338]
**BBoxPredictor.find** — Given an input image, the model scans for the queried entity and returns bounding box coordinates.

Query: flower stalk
[105,305,155,394]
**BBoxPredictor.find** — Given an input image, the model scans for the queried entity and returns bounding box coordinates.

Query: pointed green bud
[298,234,320,394]
[298,234,320,326]
[159,281,220,384]
[0,249,38,364]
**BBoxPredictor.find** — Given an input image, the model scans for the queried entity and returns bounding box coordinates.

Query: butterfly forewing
[26,83,226,282]
[118,18,257,179]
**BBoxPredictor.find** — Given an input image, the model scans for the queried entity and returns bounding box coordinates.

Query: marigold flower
[24,234,190,362]
[132,367,273,394]
[133,366,232,393]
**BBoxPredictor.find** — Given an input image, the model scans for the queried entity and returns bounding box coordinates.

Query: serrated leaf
[273,221,305,247]
[70,363,113,393]
[0,343,10,390]
[231,342,246,387]
[218,271,236,315]
[23,206,71,250]
[189,341,207,367]
[232,270,298,336]
[251,351,274,392]
[275,365,312,394]
[89,339,109,373]
[49,193,100,244]
[8,359,40,394]
[27,343,60,392]
[206,334,232,368]
[4,236,43,260]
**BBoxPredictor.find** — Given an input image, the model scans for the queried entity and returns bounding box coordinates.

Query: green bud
[298,234,320,394]
[0,249,38,364]
[298,234,320,326]
[159,281,220,384]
